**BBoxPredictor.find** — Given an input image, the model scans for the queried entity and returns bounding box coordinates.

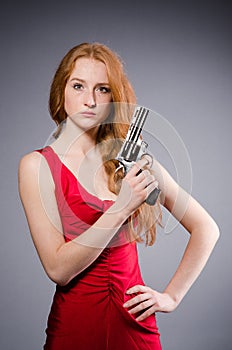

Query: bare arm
[18,152,157,286]
[123,160,220,320]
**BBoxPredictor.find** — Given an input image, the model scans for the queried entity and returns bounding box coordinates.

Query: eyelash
[97,87,111,94]
[73,84,111,94]
[73,83,83,90]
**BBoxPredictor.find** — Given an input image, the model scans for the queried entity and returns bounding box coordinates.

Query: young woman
[18,42,219,349]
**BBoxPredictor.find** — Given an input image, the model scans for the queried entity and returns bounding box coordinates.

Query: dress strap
[35,146,63,191]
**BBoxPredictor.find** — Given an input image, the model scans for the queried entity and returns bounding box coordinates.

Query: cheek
[64,87,70,114]
[97,102,112,122]
[105,94,112,104]
[64,90,79,116]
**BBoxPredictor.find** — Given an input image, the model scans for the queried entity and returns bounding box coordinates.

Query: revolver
[115,106,161,206]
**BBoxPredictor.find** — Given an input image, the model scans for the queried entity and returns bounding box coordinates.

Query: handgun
[115,106,161,205]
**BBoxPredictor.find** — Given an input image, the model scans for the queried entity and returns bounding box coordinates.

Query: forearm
[51,202,128,286]
[163,221,220,305]
[20,154,157,287]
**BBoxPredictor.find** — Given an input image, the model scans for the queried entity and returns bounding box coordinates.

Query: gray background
[1,0,231,349]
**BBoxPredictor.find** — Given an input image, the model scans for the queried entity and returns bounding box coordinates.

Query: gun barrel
[126,107,149,143]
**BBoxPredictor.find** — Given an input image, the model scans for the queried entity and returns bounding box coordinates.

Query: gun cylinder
[121,141,140,161]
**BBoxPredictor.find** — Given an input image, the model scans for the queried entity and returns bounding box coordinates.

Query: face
[64,57,112,131]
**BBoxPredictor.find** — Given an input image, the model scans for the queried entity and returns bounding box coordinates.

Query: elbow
[210,216,220,239]
[46,268,73,287]
[44,254,85,286]
[52,276,70,287]
[192,217,220,245]
[50,274,71,287]
[213,222,220,242]
[207,218,220,245]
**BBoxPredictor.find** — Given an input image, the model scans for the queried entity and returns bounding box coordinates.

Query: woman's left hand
[123,285,178,321]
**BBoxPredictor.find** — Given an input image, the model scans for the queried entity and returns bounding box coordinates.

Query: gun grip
[136,169,160,206]
[146,187,161,206]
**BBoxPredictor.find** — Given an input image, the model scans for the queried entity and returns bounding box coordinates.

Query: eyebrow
[70,77,110,85]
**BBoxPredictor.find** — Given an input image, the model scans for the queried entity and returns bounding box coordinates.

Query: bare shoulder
[18,150,42,172]
[18,149,54,196]
[18,149,51,178]
[18,151,42,198]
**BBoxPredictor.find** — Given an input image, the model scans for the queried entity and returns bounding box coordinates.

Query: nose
[84,90,96,108]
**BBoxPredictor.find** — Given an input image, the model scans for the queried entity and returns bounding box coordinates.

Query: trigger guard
[141,153,153,168]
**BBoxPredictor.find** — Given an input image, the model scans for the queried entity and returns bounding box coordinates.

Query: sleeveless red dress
[37,146,162,350]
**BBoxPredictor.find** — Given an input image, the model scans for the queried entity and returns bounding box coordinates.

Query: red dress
[37,146,162,350]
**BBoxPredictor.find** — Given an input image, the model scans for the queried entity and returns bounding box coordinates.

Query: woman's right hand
[115,158,159,217]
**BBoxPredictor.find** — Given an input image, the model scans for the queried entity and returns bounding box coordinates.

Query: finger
[136,174,156,190]
[136,306,157,322]
[145,180,159,196]
[128,298,155,315]
[141,153,153,168]
[135,157,150,169]
[126,158,149,178]
[138,169,151,180]
[126,285,150,294]
[132,169,151,185]
[123,292,151,308]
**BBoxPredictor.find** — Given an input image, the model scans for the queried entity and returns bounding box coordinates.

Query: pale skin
[18,57,220,322]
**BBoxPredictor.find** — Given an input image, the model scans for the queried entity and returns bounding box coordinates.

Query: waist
[56,242,143,295]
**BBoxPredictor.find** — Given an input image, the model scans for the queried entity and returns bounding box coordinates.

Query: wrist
[163,288,182,307]
[107,201,131,223]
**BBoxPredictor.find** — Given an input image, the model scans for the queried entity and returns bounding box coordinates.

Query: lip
[81,111,96,117]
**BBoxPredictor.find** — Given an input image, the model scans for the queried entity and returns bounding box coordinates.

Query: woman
[18,42,219,349]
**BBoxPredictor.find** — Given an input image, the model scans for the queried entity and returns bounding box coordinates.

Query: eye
[73,83,83,90]
[96,86,111,94]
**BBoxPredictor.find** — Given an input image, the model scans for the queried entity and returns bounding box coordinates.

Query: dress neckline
[46,145,115,203]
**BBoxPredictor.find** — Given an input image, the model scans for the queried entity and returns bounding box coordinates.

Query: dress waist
[55,242,144,299]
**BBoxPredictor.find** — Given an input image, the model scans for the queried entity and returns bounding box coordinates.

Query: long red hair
[49,42,162,245]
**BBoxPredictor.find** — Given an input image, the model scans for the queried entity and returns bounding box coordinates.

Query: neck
[54,118,99,156]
